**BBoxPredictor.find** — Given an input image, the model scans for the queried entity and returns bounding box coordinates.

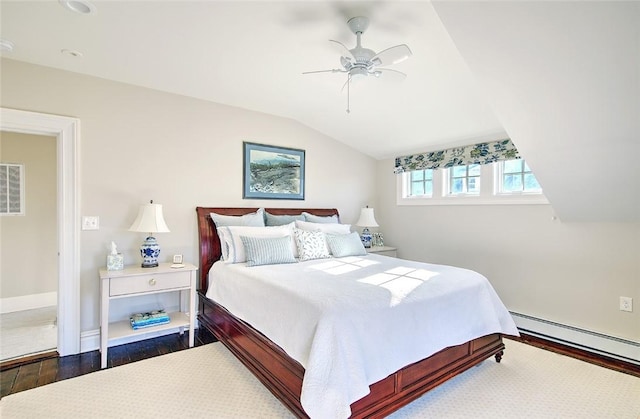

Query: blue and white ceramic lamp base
[360,228,373,248]
[140,236,161,268]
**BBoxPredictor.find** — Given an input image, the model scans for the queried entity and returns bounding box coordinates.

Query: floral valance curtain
[394,138,520,174]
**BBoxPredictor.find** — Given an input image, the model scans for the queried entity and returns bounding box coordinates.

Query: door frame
[1,108,80,356]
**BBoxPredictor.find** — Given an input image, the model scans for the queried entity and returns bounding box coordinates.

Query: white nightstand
[366,245,398,257]
[99,263,198,369]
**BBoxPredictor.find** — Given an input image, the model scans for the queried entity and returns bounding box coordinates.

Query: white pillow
[218,223,296,263]
[295,220,351,235]
[210,208,265,228]
[293,228,330,261]
[302,212,339,224]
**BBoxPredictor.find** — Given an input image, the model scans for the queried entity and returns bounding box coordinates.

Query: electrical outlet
[619,296,633,312]
[82,216,99,230]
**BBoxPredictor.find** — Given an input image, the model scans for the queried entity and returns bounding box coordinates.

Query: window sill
[397,194,549,206]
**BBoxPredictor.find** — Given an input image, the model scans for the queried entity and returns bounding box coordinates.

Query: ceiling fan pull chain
[346,76,351,113]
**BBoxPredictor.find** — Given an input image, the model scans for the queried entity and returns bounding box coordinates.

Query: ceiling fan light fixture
[350,68,368,80]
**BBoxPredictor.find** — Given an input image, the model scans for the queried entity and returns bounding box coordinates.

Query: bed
[196,207,517,418]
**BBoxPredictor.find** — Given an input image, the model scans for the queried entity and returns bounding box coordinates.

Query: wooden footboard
[199,292,505,419]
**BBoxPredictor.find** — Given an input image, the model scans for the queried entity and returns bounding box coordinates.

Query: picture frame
[243,142,305,200]
[172,254,183,264]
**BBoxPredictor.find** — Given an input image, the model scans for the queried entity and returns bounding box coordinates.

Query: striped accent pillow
[326,232,367,257]
[240,235,297,267]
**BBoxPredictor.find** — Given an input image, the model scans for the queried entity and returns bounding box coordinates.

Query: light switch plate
[82,216,99,230]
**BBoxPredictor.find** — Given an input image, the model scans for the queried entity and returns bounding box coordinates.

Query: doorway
[0,108,80,357]
[0,132,58,361]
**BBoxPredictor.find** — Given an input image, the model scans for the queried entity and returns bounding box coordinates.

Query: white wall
[0,132,57,299]
[376,158,639,343]
[1,58,377,334]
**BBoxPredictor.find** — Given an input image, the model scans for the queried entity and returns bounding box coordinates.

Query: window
[408,169,433,197]
[0,163,25,215]
[447,164,480,195]
[498,160,541,193]
[397,160,547,206]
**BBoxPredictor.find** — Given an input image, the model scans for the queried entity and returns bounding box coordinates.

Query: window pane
[424,181,433,195]
[468,164,481,176]
[524,173,541,191]
[411,171,424,181]
[411,182,425,196]
[451,178,464,194]
[524,162,532,172]
[503,160,522,174]
[503,174,522,192]
[424,169,433,180]
[451,166,467,177]
[468,177,480,193]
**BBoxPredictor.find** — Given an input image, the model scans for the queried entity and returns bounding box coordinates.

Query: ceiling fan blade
[329,39,355,59]
[302,69,346,75]
[371,44,412,66]
[372,67,407,81]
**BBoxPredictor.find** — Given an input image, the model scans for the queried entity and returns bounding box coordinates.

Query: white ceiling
[1,1,638,221]
[0,0,505,159]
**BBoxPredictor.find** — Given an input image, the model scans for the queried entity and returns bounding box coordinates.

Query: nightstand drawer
[110,271,190,296]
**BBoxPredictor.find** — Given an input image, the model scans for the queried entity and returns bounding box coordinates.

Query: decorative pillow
[210,208,265,228]
[295,220,351,235]
[293,228,330,261]
[217,223,296,263]
[265,212,304,226]
[326,232,367,257]
[240,236,297,267]
[302,212,339,224]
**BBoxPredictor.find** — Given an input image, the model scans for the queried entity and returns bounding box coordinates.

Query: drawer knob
[149,278,156,286]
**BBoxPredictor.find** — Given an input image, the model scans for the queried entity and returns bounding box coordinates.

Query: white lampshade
[128,201,170,233]
[356,207,379,228]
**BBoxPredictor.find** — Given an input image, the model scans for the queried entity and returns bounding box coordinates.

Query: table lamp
[356,206,378,248]
[128,200,170,268]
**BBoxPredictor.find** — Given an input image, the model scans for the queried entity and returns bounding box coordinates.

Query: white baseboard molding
[0,292,57,314]
[511,312,640,365]
[80,323,200,353]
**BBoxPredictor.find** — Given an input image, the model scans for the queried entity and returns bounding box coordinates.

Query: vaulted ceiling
[1,1,638,222]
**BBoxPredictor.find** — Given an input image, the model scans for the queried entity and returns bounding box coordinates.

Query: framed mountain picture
[243,142,305,200]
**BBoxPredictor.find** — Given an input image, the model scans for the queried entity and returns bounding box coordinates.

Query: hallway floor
[0,306,57,362]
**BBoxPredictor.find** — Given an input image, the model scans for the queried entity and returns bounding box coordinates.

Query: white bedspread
[206,254,519,419]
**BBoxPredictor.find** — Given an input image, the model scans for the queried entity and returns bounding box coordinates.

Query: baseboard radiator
[510,312,640,365]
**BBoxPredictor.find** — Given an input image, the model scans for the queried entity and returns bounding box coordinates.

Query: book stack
[129,309,170,330]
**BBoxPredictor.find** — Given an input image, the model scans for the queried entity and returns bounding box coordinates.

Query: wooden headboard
[195,207,339,291]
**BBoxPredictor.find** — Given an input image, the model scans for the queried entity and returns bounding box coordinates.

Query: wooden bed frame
[196,207,505,418]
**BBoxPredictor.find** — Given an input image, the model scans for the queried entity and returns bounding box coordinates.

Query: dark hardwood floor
[0,328,217,400]
[2,329,637,402]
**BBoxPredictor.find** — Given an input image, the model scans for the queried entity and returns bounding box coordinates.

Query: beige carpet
[0,306,57,362]
[1,340,638,418]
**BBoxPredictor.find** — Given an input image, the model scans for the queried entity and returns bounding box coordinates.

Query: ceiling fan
[303,16,412,113]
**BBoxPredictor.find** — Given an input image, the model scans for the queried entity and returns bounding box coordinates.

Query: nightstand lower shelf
[108,311,190,341]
